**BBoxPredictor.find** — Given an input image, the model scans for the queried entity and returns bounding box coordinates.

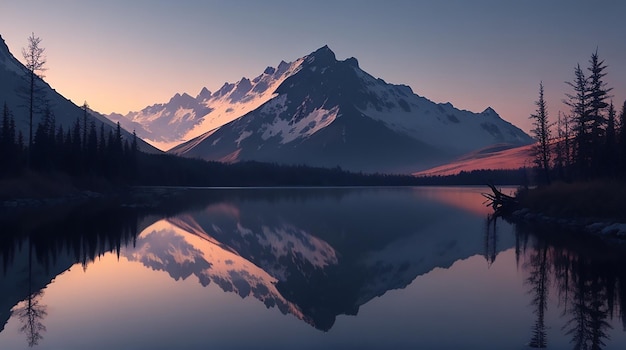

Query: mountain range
[111,46,533,173]
[1,31,533,174]
[0,35,159,154]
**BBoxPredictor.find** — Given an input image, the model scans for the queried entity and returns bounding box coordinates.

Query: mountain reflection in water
[122,187,503,331]
[2,187,626,349]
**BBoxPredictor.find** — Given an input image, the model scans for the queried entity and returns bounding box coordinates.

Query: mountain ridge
[163,46,532,173]
[110,46,532,172]
[108,56,305,151]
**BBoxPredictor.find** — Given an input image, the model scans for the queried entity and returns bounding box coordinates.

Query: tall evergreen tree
[530,82,552,184]
[82,101,89,149]
[71,118,82,174]
[564,64,591,179]
[586,50,612,176]
[85,121,98,173]
[114,122,123,153]
[32,105,55,170]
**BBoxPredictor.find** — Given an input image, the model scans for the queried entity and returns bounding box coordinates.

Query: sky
[1,0,625,134]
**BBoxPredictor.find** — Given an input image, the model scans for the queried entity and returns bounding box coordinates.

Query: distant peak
[345,57,359,68]
[313,45,334,56]
[169,92,194,104]
[196,87,211,100]
[306,45,336,64]
[482,107,497,115]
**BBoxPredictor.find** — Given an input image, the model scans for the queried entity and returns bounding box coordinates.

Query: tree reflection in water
[1,203,145,348]
[513,222,625,350]
[525,239,549,348]
[14,290,47,347]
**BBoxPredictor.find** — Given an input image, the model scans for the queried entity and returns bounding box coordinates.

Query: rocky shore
[508,207,626,238]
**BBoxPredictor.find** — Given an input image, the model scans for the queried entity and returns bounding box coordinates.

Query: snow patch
[261,106,340,144]
[235,130,252,146]
[171,107,195,125]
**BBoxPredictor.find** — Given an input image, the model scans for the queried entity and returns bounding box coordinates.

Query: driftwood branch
[482,183,518,215]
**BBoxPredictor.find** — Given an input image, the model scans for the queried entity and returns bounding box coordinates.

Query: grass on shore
[516,180,626,221]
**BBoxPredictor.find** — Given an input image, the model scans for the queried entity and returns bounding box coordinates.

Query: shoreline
[502,207,626,241]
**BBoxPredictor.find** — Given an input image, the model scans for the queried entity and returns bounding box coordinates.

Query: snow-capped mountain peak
[109,45,531,171]
[165,46,531,173]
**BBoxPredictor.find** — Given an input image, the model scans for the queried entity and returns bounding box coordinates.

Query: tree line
[0,101,139,182]
[1,33,139,184]
[530,50,626,185]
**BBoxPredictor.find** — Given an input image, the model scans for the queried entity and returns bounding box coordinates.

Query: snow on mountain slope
[168,46,532,173]
[414,143,534,176]
[109,59,304,151]
[0,35,160,154]
[355,62,530,153]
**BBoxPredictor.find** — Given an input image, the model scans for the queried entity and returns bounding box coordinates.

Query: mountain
[0,35,159,154]
[111,46,532,172]
[107,60,303,151]
[164,46,531,173]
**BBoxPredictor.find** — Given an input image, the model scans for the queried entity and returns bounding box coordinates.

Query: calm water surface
[1,187,626,349]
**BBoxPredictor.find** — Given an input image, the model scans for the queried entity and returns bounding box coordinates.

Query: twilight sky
[1,0,625,133]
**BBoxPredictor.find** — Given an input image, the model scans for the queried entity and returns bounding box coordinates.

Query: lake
[1,186,626,349]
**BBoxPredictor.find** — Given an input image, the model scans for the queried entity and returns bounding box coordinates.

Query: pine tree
[564,64,591,179]
[586,50,612,176]
[71,118,82,174]
[114,122,123,154]
[563,113,572,177]
[530,82,552,184]
[128,130,139,184]
[85,121,98,173]
[82,101,89,149]
[32,105,55,170]
[131,130,138,154]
